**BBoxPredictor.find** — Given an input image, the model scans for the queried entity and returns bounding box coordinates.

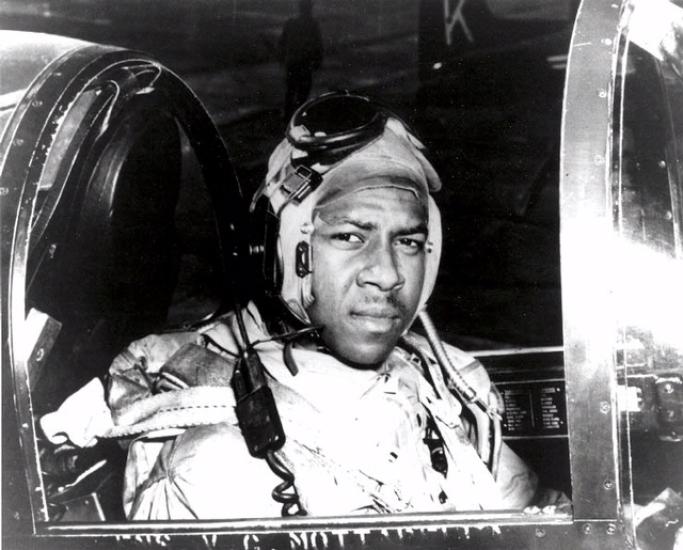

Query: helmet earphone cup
[248,195,282,298]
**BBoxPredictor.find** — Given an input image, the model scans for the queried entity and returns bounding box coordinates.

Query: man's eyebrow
[320,216,428,235]
[395,223,428,235]
[320,215,377,231]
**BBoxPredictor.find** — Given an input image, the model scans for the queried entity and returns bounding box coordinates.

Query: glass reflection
[615,36,683,357]
[614,14,683,505]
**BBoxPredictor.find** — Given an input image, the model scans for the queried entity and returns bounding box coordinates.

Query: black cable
[250,325,321,347]
[283,339,299,376]
[201,333,239,358]
[233,305,251,356]
[265,450,306,516]
[229,301,307,516]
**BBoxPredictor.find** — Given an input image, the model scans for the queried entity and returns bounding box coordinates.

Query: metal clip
[282,164,323,204]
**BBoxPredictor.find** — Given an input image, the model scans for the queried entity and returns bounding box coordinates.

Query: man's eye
[331,233,363,244]
[396,237,425,254]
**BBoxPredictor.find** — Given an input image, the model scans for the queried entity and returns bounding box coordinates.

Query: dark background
[1,0,576,349]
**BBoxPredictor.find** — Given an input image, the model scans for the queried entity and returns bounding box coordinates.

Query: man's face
[307,186,428,367]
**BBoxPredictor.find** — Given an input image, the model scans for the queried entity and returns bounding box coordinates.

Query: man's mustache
[356,294,409,317]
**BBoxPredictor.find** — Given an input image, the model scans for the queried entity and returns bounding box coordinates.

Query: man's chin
[325,338,396,369]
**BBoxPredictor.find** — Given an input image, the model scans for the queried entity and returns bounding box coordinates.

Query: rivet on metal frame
[582,523,592,535]
[535,527,546,538]
[600,401,611,414]
[606,523,617,535]
[603,479,615,490]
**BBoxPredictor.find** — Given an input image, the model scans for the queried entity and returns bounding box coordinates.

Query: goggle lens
[287,92,388,155]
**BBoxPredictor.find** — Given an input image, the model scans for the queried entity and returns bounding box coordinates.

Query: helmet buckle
[281,164,323,204]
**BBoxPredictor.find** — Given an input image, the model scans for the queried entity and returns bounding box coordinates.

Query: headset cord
[265,450,306,516]
[266,331,325,514]
[230,305,307,516]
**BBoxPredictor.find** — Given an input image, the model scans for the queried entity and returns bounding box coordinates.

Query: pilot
[42,93,562,519]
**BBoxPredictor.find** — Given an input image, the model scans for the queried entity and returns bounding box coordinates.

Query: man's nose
[357,241,404,291]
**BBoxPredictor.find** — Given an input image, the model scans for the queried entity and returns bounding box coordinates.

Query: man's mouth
[350,308,401,331]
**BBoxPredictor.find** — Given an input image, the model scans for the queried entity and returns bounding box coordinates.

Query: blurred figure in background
[279,0,324,119]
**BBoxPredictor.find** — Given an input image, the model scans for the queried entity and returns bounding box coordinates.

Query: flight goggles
[251,92,408,213]
[286,91,390,157]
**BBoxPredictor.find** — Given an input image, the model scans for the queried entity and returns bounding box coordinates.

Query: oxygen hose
[418,310,501,421]
[398,335,444,399]
[490,390,503,480]
[418,310,503,477]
